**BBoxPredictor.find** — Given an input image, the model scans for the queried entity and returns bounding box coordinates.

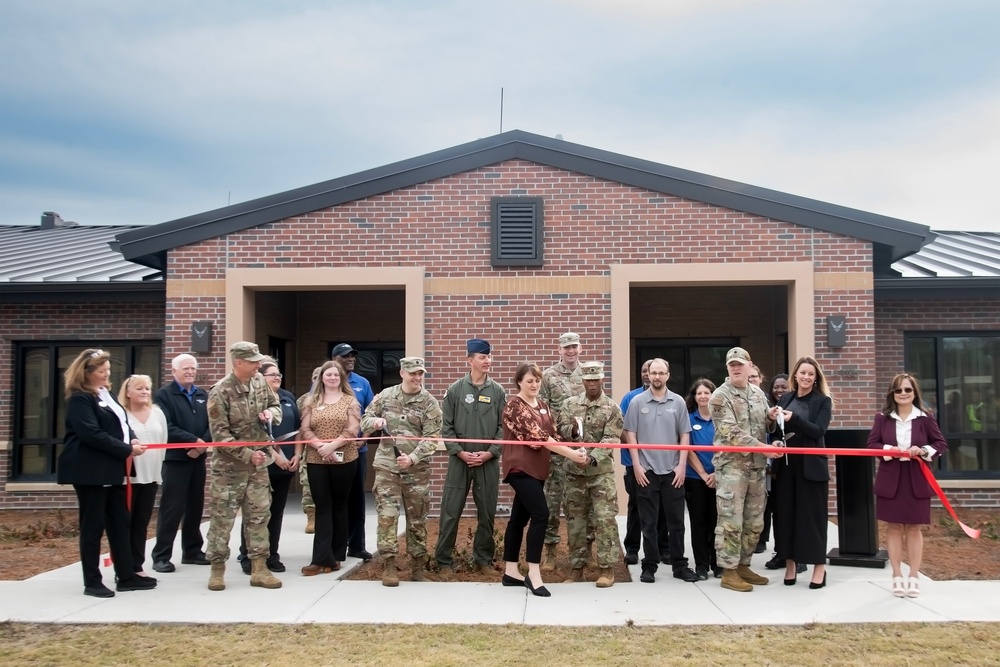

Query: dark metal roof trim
[115,130,933,267]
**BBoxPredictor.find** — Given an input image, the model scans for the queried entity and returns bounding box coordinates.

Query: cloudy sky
[1,0,997,232]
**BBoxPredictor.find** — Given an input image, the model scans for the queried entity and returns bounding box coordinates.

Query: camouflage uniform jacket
[207,372,282,472]
[540,362,584,427]
[362,384,443,473]
[557,392,624,476]
[709,379,775,470]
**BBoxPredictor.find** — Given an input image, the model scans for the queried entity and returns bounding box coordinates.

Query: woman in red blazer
[866,373,947,599]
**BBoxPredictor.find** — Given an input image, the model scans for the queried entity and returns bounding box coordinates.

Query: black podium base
[827,547,887,568]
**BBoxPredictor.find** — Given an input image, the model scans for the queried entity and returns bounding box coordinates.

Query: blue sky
[1,0,998,231]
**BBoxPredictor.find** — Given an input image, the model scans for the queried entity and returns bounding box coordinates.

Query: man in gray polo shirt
[624,358,699,584]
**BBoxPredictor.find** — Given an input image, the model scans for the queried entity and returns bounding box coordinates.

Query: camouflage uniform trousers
[206,467,272,562]
[714,461,766,569]
[299,460,314,511]
[543,456,568,544]
[564,472,622,569]
[373,467,431,558]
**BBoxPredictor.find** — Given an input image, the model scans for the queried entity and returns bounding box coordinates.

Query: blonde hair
[64,349,111,398]
[306,360,356,409]
[118,374,153,411]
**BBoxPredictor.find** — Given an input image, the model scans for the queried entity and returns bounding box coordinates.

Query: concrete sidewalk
[1,507,997,626]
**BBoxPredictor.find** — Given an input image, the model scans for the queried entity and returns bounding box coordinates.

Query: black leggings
[502,472,549,564]
[129,482,158,571]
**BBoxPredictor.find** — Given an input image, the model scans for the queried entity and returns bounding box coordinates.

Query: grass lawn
[1,622,997,666]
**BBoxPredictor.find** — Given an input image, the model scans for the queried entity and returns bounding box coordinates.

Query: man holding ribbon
[204,341,283,592]
[434,338,507,578]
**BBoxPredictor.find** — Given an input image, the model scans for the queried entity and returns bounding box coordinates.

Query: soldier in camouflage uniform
[710,346,782,592]
[361,356,443,587]
[557,361,624,587]
[539,331,585,570]
[205,341,283,591]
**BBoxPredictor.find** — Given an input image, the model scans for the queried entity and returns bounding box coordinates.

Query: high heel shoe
[501,574,526,587]
[524,576,551,597]
[783,574,797,586]
[809,572,827,589]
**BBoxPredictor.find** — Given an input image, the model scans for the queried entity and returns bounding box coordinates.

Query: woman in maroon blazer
[866,373,947,599]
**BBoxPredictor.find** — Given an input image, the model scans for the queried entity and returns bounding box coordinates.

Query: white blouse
[127,405,168,484]
[883,408,936,462]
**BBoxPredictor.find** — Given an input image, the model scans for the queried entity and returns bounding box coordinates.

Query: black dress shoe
[524,577,551,597]
[84,584,115,598]
[695,567,709,581]
[673,567,700,583]
[640,568,655,584]
[241,558,252,575]
[797,562,807,574]
[116,576,157,592]
[181,553,211,565]
[347,550,373,562]
[754,542,767,554]
[266,560,286,573]
[501,574,526,587]
[809,573,827,589]
[784,575,797,586]
[712,567,724,579]
[152,560,175,573]
[764,554,783,570]
[624,551,638,565]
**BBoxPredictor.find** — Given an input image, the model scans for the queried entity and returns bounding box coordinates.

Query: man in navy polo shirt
[332,343,376,561]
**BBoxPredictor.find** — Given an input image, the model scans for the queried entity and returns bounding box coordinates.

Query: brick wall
[0,300,166,509]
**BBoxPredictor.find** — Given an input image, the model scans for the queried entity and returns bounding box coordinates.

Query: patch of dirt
[344,517,633,585]
[1,508,996,581]
[0,509,158,581]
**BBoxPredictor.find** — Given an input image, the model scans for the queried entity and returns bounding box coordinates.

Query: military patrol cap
[230,341,266,362]
[725,347,752,365]
[559,332,581,347]
[400,356,427,373]
[331,343,356,358]
[580,361,604,380]
[466,338,491,355]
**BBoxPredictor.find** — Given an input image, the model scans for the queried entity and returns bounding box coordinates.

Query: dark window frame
[490,196,544,267]
[903,331,1000,479]
[11,340,162,481]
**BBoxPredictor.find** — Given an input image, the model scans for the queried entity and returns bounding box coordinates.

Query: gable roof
[113,129,934,270]
[0,224,162,294]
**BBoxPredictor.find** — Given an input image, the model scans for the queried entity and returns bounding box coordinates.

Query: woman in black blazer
[57,349,158,598]
[773,356,833,588]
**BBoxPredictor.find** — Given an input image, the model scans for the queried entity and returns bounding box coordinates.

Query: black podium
[825,428,887,568]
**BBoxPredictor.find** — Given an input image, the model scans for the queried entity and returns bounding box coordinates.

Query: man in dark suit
[150,353,212,572]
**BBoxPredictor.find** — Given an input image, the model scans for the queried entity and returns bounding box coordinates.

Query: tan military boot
[737,564,769,586]
[596,567,615,588]
[207,561,225,591]
[411,560,427,582]
[541,543,558,572]
[382,556,399,587]
[721,568,753,592]
[304,507,316,534]
[249,558,282,589]
[563,567,584,584]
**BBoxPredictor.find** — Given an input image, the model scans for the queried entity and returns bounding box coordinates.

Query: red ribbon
[141,436,978,538]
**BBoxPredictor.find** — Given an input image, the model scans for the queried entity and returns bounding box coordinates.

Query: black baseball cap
[331,343,356,358]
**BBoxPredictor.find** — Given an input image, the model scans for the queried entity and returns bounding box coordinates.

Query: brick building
[2,131,998,511]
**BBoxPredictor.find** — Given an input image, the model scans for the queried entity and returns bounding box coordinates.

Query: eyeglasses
[648,371,668,377]
[263,373,283,379]
[893,387,914,395]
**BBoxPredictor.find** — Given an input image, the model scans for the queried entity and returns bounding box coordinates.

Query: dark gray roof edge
[875,276,1000,299]
[0,281,166,295]
[114,129,933,263]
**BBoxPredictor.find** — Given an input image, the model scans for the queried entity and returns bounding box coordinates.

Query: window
[327,342,404,393]
[905,333,1000,477]
[491,196,543,267]
[12,341,162,479]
